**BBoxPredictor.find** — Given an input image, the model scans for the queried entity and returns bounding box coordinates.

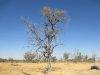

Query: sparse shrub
[87,58,94,63]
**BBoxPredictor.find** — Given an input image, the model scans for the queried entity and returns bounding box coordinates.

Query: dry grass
[0,62,100,75]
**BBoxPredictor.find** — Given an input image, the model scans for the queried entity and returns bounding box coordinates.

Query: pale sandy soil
[0,62,100,75]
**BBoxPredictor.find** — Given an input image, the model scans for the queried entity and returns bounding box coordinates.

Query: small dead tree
[83,53,88,61]
[24,51,36,62]
[74,47,80,62]
[77,52,83,61]
[9,58,13,61]
[21,7,70,73]
[91,53,96,64]
[63,52,70,65]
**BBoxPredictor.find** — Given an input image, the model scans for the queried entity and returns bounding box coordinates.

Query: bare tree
[76,52,83,61]
[83,53,88,61]
[24,51,36,62]
[21,7,70,73]
[9,57,13,61]
[91,53,96,63]
[74,47,82,62]
[63,52,70,65]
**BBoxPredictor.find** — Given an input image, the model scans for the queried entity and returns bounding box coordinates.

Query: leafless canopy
[21,7,69,59]
[21,7,70,72]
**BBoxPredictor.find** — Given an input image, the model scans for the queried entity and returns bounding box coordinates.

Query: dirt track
[0,62,100,75]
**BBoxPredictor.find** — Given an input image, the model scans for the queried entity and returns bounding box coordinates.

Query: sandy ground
[0,62,100,75]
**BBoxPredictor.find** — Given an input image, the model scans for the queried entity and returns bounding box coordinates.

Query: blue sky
[0,0,100,61]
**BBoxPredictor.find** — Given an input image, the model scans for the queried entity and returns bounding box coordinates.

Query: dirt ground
[0,62,100,75]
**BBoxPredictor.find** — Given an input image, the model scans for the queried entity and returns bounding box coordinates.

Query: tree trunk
[47,58,52,73]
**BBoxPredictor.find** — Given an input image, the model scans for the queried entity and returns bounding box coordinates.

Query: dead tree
[74,47,82,62]
[63,52,70,65]
[92,53,96,62]
[21,7,70,73]
[83,53,88,61]
[77,52,83,61]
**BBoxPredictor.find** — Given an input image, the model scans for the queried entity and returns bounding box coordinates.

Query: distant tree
[88,58,92,60]
[76,52,83,61]
[58,55,64,63]
[51,55,58,64]
[92,53,96,62]
[36,54,43,63]
[9,57,13,61]
[74,47,79,62]
[24,51,36,62]
[21,7,70,73]
[83,53,88,61]
[42,57,47,62]
[0,58,2,61]
[68,59,74,62]
[1,58,7,62]
[38,55,43,60]
[63,52,70,65]
[59,57,63,62]
[34,50,44,63]
[70,53,75,60]
[73,48,83,62]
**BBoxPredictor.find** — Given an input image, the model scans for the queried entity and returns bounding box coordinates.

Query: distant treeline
[0,49,99,63]
[0,57,98,63]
